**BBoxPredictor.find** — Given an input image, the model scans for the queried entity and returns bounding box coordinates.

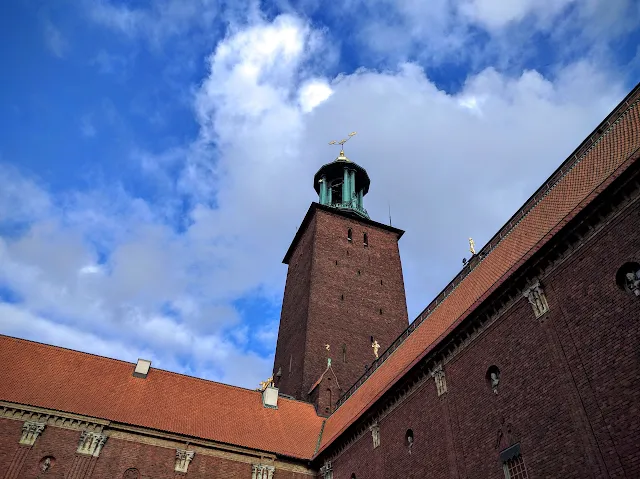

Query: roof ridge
[0,334,314,406]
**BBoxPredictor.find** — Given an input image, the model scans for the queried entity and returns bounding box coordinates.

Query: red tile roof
[2,86,639,463]
[316,86,640,455]
[0,335,324,460]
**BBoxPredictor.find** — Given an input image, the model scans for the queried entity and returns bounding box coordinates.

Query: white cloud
[87,0,221,48]
[299,79,333,113]
[43,20,68,58]
[80,115,97,138]
[458,0,576,30]
[1,9,629,390]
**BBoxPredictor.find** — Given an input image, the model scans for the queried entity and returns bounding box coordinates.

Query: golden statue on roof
[258,376,273,391]
[372,340,380,359]
[469,238,476,255]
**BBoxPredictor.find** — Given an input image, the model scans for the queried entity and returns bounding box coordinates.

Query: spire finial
[329,131,357,160]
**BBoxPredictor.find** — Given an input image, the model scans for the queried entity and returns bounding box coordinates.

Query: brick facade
[318,161,640,478]
[274,205,409,412]
[0,416,314,479]
[1,86,639,479]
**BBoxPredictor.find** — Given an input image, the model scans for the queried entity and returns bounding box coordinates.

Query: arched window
[616,262,640,297]
[363,232,368,247]
[351,474,356,479]
[347,228,352,242]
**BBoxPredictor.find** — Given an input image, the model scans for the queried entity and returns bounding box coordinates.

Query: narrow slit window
[347,228,352,242]
[363,233,368,247]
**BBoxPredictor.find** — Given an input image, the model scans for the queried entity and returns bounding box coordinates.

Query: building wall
[327,190,640,478]
[305,209,409,411]
[273,214,317,399]
[274,207,410,410]
[0,419,314,479]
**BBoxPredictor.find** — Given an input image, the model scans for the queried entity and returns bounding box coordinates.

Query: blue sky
[1,0,639,389]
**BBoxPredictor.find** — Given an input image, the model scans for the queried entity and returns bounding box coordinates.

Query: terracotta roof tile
[0,335,324,459]
[317,90,640,455]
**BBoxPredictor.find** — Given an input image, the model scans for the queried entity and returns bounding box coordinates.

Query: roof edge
[315,149,640,460]
[283,203,405,264]
[0,334,317,402]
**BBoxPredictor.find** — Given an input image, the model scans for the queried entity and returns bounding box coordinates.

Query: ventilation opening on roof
[133,359,151,379]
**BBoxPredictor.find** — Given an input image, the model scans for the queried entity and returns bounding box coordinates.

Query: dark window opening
[363,232,368,247]
[347,228,352,241]
[341,294,344,301]
[351,475,356,479]
[331,180,343,204]
[342,344,347,363]
[357,270,361,275]
[379,308,383,315]
[335,260,338,265]
[380,279,383,285]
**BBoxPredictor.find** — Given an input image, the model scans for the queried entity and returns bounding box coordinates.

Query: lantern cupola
[313,132,370,219]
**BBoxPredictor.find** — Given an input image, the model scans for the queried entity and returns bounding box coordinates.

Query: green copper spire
[314,133,370,219]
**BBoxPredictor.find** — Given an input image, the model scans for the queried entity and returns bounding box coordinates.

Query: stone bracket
[19,421,46,446]
[77,431,108,457]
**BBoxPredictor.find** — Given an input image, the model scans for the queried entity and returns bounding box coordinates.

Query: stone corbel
[370,422,380,449]
[251,463,275,479]
[77,431,108,457]
[319,460,333,479]
[431,365,447,396]
[19,421,46,446]
[523,280,549,319]
[175,449,195,473]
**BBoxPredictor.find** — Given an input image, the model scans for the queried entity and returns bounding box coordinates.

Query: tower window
[379,308,383,315]
[341,294,344,301]
[357,270,361,276]
[363,233,368,247]
[347,228,352,242]
[342,344,347,363]
[335,260,338,265]
[380,279,383,285]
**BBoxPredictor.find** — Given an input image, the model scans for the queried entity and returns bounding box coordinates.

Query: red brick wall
[273,214,317,399]
[327,193,640,478]
[16,425,82,479]
[0,422,311,479]
[274,205,410,408]
[0,419,22,477]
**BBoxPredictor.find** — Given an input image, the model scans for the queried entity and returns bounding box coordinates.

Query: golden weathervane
[329,131,357,156]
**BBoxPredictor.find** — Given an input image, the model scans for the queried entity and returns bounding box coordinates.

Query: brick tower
[273,139,409,414]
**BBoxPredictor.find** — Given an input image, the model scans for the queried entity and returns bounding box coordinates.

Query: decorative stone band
[251,463,275,479]
[77,431,108,457]
[523,280,550,319]
[431,364,447,396]
[19,421,46,446]
[175,449,195,473]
